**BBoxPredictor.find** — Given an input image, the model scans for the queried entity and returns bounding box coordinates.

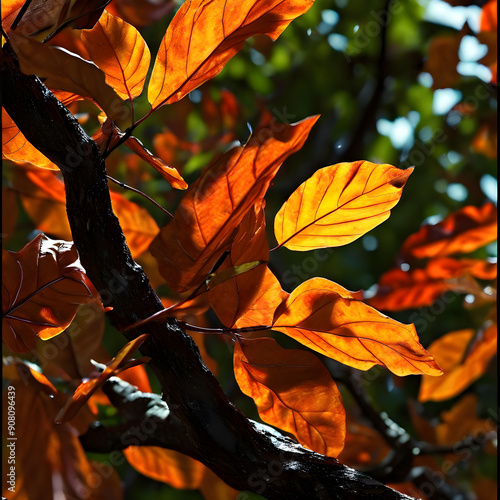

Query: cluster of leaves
[2,0,497,499]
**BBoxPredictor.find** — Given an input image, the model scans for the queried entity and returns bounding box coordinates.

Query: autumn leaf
[9,164,160,258]
[2,362,123,500]
[9,31,127,123]
[234,337,346,457]
[2,108,58,170]
[418,323,497,402]
[272,278,442,376]
[424,35,461,90]
[208,202,287,327]
[150,115,318,292]
[368,258,497,312]
[400,203,497,260]
[3,358,57,397]
[148,0,314,107]
[274,161,413,251]
[2,234,99,353]
[55,333,150,423]
[81,10,151,101]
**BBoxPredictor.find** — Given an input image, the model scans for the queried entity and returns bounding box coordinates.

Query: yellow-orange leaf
[418,324,497,402]
[81,10,151,100]
[368,258,497,312]
[148,0,314,107]
[2,234,99,353]
[55,334,150,423]
[9,31,127,123]
[274,161,413,251]
[400,203,497,260]
[234,337,346,457]
[272,278,442,376]
[150,115,318,292]
[2,109,58,170]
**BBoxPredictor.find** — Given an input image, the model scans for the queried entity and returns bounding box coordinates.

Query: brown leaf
[274,161,413,251]
[150,115,318,292]
[148,0,314,107]
[81,10,151,100]
[2,234,99,353]
[400,203,497,260]
[418,323,497,402]
[424,35,461,90]
[234,337,346,457]
[272,278,443,376]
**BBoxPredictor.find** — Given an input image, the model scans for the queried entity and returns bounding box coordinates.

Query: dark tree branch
[1,45,416,500]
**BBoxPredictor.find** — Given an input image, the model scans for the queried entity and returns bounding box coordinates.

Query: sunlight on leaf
[274,161,413,251]
[234,337,346,457]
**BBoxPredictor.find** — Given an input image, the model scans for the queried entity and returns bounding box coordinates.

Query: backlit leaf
[418,324,497,402]
[2,234,99,353]
[55,333,150,423]
[368,258,497,312]
[150,115,318,292]
[272,278,442,376]
[424,35,461,90]
[274,161,413,251]
[234,337,346,457]
[9,31,127,123]
[148,0,314,107]
[2,109,58,170]
[400,203,497,260]
[81,10,151,100]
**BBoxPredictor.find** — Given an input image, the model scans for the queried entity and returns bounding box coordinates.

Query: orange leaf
[208,202,287,327]
[234,337,346,457]
[150,115,318,292]
[3,358,57,397]
[9,31,127,123]
[81,10,151,100]
[424,35,461,90]
[55,333,150,423]
[400,203,497,260]
[368,258,497,312]
[2,373,122,500]
[2,109,58,170]
[272,278,442,376]
[2,234,99,353]
[480,0,497,32]
[418,324,497,402]
[148,0,314,107]
[274,161,412,251]
[124,447,205,489]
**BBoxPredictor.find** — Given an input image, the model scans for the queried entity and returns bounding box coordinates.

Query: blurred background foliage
[3,0,496,498]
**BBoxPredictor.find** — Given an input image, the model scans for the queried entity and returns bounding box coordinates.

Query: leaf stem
[106,175,173,218]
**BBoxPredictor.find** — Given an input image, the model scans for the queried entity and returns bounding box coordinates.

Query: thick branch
[1,46,415,500]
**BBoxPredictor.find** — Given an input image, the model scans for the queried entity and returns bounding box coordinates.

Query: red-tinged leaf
[81,10,151,100]
[418,324,497,402]
[2,108,58,170]
[9,31,127,123]
[150,115,318,292]
[272,278,442,376]
[55,333,150,423]
[234,337,346,457]
[400,203,497,260]
[2,234,99,353]
[472,120,497,159]
[208,203,283,327]
[480,0,497,32]
[148,0,314,107]
[2,375,122,500]
[275,161,412,251]
[368,258,497,312]
[199,467,239,500]
[124,447,205,489]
